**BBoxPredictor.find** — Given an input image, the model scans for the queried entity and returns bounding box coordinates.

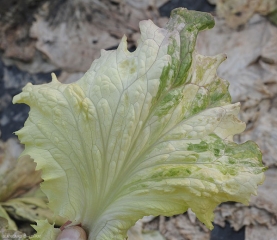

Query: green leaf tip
[13,8,264,240]
[170,8,215,31]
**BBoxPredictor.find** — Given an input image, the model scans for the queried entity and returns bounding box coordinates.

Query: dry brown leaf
[0,139,41,202]
[214,203,276,231]
[0,0,170,73]
[30,15,118,72]
[128,217,165,240]
[250,169,277,217]
[29,0,167,72]
[158,214,210,240]
[246,224,277,240]
[0,23,36,62]
[210,0,277,28]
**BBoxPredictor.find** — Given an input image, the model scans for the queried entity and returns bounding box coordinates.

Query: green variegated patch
[13,8,265,240]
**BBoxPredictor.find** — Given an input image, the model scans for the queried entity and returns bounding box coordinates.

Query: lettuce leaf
[13,8,265,240]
